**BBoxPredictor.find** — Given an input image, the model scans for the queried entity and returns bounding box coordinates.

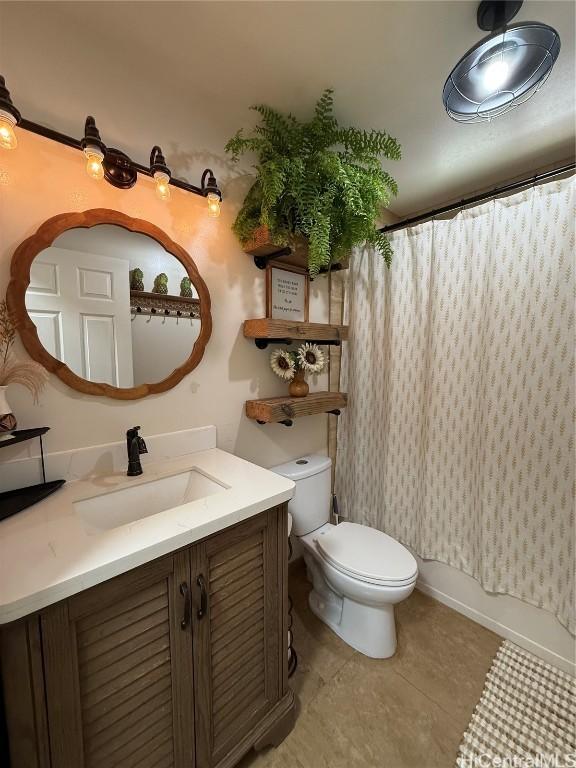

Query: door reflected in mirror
[25,224,202,389]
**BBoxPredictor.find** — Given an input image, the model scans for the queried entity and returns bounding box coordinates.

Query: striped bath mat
[457,640,575,767]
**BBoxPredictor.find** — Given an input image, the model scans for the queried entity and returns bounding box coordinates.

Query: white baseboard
[416,577,575,675]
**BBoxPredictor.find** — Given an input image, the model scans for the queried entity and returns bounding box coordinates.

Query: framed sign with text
[266,262,309,322]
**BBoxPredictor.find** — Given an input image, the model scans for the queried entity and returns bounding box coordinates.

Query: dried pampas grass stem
[0,300,48,402]
[0,355,49,402]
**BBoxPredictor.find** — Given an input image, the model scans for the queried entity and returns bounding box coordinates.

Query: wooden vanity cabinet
[40,550,195,768]
[0,504,294,768]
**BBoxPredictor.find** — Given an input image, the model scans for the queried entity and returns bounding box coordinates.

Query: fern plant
[226,89,401,275]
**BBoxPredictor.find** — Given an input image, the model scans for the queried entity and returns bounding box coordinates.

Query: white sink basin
[75,469,227,533]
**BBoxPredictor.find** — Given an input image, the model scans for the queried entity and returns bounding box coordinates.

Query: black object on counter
[0,428,65,522]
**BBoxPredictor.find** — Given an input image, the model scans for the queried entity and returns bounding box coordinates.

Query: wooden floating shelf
[247,245,308,271]
[243,227,307,270]
[244,318,348,348]
[246,392,347,425]
[243,226,347,275]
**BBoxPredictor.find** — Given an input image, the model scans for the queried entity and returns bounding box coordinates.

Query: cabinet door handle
[179,581,191,630]
[197,574,208,620]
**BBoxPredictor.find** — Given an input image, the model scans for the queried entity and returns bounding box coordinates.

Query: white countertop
[0,448,295,625]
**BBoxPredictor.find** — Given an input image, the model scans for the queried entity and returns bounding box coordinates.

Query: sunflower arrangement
[270,343,326,381]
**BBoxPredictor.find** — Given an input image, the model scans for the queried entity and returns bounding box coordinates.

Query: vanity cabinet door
[191,507,286,767]
[40,552,195,768]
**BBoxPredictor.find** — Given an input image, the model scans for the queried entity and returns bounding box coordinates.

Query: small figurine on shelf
[129,268,145,291]
[269,343,326,398]
[153,273,169,294]
[180,276,193,298]
[0,300,48,439]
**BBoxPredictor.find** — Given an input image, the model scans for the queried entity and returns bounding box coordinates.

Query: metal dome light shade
[443,2,561,123]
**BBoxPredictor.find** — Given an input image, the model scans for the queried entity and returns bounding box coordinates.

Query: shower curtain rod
[380,161,576,234]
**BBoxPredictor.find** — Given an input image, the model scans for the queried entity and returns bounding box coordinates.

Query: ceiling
[0,1,574,217]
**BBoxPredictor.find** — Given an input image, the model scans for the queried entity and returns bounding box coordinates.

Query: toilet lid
[315,522,417,584]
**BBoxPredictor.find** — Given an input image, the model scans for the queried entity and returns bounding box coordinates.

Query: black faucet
[126,426,148,476]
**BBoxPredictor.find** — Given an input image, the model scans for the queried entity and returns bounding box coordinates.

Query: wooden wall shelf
[246,392,347,426]
[243,319,348,349]
[243,226,346,275]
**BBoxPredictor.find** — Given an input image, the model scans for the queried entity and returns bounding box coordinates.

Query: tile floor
[240,560,502,768]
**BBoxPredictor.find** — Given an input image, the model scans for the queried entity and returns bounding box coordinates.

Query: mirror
[7,210,212,399]
[27,227,200,388]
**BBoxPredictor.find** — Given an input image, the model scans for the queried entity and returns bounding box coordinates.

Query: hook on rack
[129,305,200,320]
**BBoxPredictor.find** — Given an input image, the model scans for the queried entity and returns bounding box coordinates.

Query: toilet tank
[271,455,332,536]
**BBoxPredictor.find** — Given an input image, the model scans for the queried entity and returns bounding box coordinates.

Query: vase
[289,370,309,398]
[0,386,17,440]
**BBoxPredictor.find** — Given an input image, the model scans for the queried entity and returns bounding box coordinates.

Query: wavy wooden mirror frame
[6,208,212,400]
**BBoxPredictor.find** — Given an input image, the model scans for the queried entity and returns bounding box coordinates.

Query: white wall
[0,131,330,468]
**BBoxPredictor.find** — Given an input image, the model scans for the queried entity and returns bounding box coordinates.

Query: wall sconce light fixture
[201,169,222,218]
[150,145,171,201]
[80,116,106,181]
[0,73,223,210]
[0,75,21,150]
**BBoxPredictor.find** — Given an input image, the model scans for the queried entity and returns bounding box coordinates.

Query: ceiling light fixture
[201,169,222,218]
[0,75,21,150]
[443,0,561,123]
[150,146,171,201]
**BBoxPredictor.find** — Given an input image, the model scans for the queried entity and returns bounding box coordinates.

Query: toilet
[272,455,418,658]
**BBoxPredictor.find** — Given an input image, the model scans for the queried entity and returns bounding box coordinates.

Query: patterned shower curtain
[335,176,575,633]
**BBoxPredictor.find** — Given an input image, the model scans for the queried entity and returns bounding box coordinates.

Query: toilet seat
[314,522,418,587]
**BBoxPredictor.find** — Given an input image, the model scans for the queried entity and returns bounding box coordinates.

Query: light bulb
[206,191,221,218]
[86,154,104,180]
[483,59,510,90]
[83,145,104,180]
[154,170,171,201]
[0,110,17,150]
